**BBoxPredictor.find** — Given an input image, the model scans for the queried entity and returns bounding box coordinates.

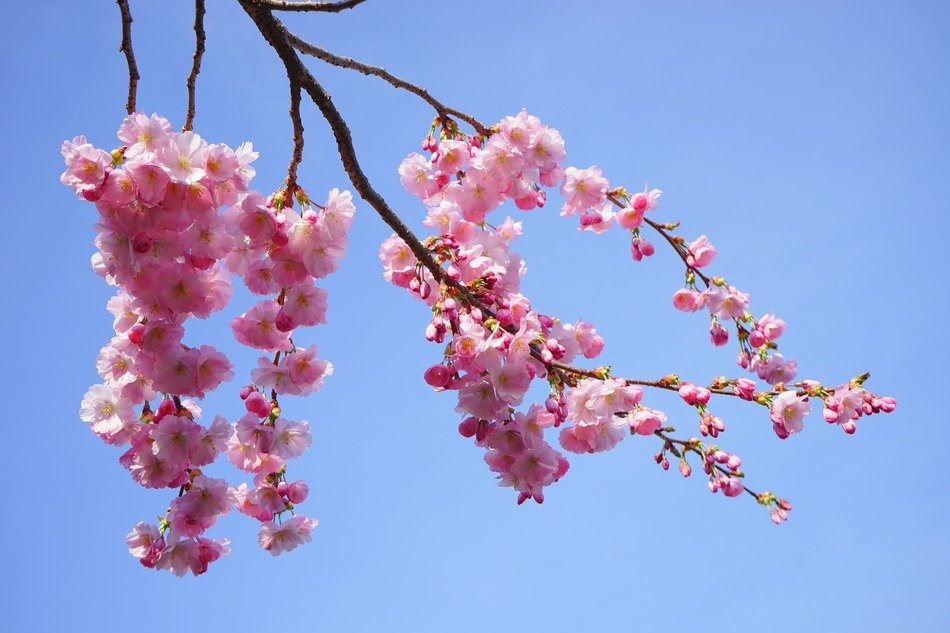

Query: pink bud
[156,398,177,419]
[245,391,271,418]
[239,384,254,400]
[721,476,744,497]
[734,378,756,400]
[458,417,478,438]
[132,232,151,254]
[189,254,215,270]
[127,324,145,345]
[630,239,643,262]
[423,364,451,389]
[275,310,294,333]
[474,419,491,442]
[287,480,309,504]
[709,322,729,346]
[749,330,766,348]
[679,460,692,477]
[877,396,897,413]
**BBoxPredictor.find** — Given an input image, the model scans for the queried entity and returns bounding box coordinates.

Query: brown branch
[116,0,139,115]
[287,81,304,191]
[286,31,489,135]
[183,0,207,132]
[256,0,368,12]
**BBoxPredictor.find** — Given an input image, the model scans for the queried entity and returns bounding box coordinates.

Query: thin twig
[183,0,207,132]
[257,0,368,12]
[116,0,139,115]
[287,81,304,191]
[655,430,759,498]
[286,31,489,135]
[606,192,711,287]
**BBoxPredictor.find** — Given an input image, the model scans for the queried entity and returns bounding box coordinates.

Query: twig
[286,31,489,135]
[116,0,139,115]
[606,192,711,287]
[287,81,304,191]
[256,0,368,12]
[183,0,207,132]
[655,430,758,498]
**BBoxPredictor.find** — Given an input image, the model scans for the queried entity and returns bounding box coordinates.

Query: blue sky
[1,1,947,631]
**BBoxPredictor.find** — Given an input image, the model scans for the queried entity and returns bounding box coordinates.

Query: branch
[256,0,368,12]
[286,31,489,135]
[116,0,139,115]
[287,81,304,191]
[183,0,207,132]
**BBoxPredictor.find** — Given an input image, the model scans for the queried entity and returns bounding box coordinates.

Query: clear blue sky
[1,1,947,631]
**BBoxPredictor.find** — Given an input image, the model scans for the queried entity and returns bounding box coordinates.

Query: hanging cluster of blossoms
[382,110,896,518]
[62,113,350,575]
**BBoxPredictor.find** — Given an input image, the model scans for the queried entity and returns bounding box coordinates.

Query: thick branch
[183,0,207,132]
[256,0,367,12]
[116,0,139,115]
[286,31,489,135]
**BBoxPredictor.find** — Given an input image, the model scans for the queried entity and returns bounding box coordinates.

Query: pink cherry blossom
[258,515,318,556]
[770,391,811,436]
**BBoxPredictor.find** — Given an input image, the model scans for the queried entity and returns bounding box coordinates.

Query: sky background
[1,1,947,631]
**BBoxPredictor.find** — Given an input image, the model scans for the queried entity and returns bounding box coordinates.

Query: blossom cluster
[556,160,896,438]
[381,110,896,515]
[64,113,346,573]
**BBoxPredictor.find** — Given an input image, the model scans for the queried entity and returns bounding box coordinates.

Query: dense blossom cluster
[64,113,348,574]
[382,110,896,516]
